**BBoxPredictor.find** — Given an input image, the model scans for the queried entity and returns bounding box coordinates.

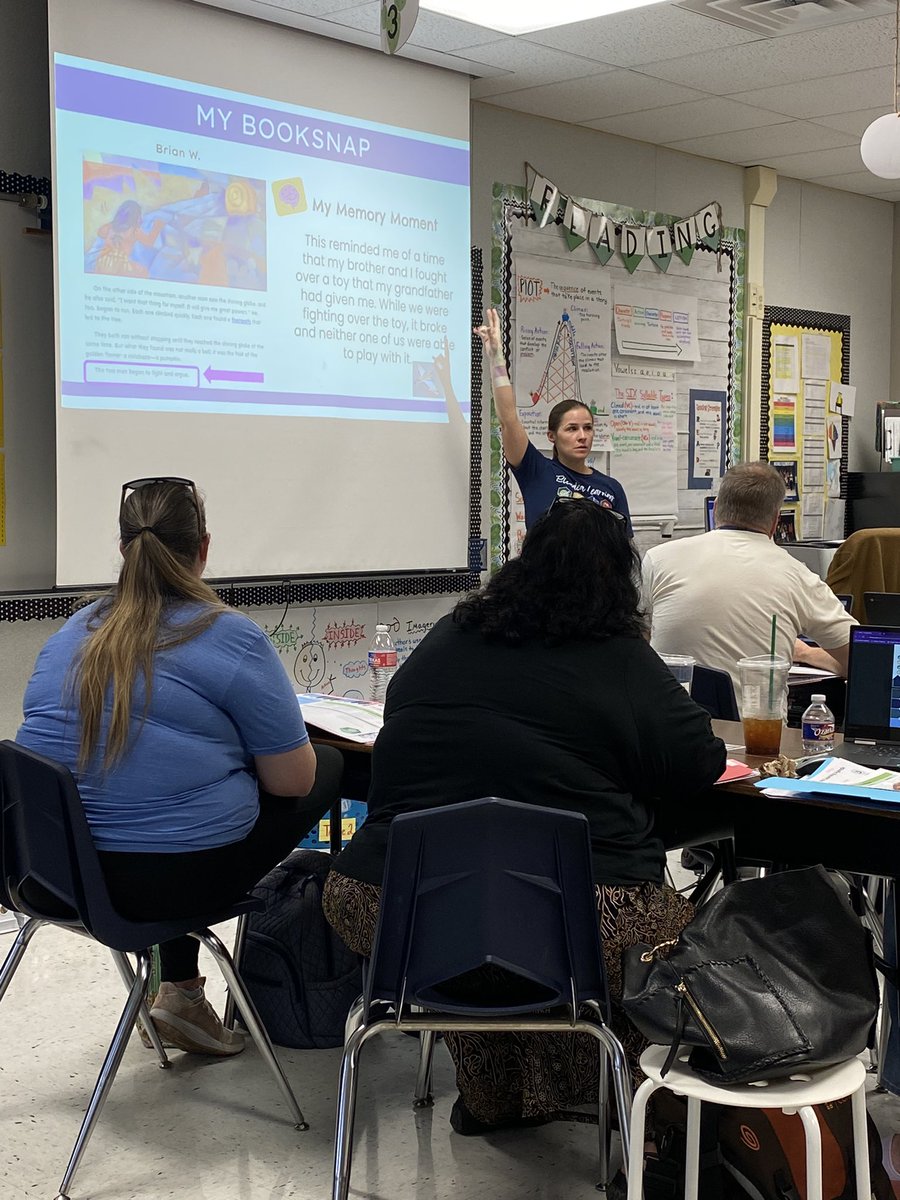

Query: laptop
[864,592,900,626]
[704,495,716,532]
[831,626,900,769]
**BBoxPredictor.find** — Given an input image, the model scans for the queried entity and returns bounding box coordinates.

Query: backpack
[238,849,362,1049]
[643,1091,892,1200]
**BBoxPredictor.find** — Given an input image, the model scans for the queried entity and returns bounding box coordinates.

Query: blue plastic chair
[331,797,632,1200]
[0,740,309,1200]
[691,665,740,721]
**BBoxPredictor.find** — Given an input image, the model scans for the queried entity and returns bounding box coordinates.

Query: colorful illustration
[528,310,582,409]
[83,154,267,290]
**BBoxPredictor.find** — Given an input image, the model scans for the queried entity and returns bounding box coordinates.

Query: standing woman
[475,306,631,531]
[17,478,328,1056]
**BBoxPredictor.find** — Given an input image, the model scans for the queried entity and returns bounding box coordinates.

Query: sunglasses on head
[120,477,203,538]
[549,493,626,522]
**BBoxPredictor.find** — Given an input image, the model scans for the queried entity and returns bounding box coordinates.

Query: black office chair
[0,740,309,1200]
[691,665,739,721]
[331,797,632,1200]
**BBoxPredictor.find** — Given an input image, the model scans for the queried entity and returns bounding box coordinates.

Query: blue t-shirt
[16,602,308,853]
[511,441,633,533]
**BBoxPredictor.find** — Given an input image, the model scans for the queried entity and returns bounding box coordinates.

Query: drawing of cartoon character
[94,200,164,278]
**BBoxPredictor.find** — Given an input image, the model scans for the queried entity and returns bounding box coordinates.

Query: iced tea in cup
[737,654,790,756]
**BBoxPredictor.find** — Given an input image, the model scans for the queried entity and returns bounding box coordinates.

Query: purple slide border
[56,62,469,187]
[62,379,470,417]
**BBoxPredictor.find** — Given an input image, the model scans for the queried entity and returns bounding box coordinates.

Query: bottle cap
[375,623,388,632]
[810,693,826,702]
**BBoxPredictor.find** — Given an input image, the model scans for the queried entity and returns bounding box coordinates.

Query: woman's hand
[474,307,503,361]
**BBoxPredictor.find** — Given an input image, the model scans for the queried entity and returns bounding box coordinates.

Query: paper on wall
[602,363,677,516]
[826,413,843,460]
[771,394,797,452]
[826,459,841,499]
[828,380,855,418]
[613,284,701,361]
[801,333,832,382]
[513,254,613,449]
[773,335,799,394]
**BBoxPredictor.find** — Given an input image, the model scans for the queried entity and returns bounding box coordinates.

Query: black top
[334,615,726,887]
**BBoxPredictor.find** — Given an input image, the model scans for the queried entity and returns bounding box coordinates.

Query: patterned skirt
[322,869,693,1125]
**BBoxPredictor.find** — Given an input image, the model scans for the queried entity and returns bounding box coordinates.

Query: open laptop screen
[844,626,900,742]
[704,495,716,532]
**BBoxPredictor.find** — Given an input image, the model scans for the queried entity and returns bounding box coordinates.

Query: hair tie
[137,526,156,535]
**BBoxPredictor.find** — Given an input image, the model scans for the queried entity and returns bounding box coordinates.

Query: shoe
[149,978,246,1057]
[449,1095,553,1136]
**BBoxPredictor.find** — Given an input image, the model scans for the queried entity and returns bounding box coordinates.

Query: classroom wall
[472,104,894,481]
[0,0,55,589]
[764,175,892,474]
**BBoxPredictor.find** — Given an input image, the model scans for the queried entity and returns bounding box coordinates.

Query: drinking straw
[768,613,777,709]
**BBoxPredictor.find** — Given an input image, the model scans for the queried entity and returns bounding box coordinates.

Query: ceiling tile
[468,41,615,99]
[811,107,896,137]
[584,97,785,143]
[665,120,855,161]
[751,144,867,178]
[488,70,707,124]
[806,169,899,196]
[636,16,893,95]
[522,5,761,67]
[727,68,893,119]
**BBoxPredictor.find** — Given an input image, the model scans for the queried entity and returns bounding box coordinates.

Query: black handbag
[622,865,879,1084]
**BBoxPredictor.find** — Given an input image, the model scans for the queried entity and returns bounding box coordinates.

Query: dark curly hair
[454,499,645,644]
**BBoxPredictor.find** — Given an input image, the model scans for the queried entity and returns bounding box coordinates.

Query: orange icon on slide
[272,177,307,216]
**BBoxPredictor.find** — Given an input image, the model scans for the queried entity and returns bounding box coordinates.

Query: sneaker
[149,978,245,1057]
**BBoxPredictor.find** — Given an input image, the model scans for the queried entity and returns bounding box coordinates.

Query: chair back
[365,797,607,1020]
[0,740,248,951]
[691,665,740,720]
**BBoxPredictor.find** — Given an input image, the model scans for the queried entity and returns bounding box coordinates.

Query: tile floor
[2,886,899,1200]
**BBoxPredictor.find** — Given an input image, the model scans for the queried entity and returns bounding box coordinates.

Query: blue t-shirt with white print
[511,441,633,534]
[17,602,308,852]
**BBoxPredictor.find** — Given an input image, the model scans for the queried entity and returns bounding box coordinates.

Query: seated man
[641,461,856,702]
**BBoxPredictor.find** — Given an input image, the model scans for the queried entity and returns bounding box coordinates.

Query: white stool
[626,1046,870,1200]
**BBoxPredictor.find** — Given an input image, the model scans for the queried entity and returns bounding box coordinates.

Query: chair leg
[413,1031,436,1108]
[684,1096,702,1200]
[109,950,170,1068]
[597,1044,610,1189]
[192,928,308,1130]
[223,911,250,1031]
[850,1083,872,1200]
[585,1001,632,1174]
[626,1077,658,1200]
[798,1104,824,1200]
[333,1019,371,1200]
[0,915,45,1003]
[56,948,153,1199]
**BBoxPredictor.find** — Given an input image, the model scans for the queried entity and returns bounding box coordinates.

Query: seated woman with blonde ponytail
[17,478,325,1056]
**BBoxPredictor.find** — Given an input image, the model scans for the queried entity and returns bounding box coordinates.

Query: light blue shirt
[17,602,308,852]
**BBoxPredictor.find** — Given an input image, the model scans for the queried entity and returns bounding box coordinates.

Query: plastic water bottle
[368,624,397,703]
[801,694,835,753]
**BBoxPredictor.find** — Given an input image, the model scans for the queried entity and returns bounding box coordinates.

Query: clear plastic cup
[737,654,791,756]
[660,653,695,694]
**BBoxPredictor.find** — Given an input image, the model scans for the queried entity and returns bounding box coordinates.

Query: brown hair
[547,399,593,461]
[715,461,786,530]
[75,481,225,771]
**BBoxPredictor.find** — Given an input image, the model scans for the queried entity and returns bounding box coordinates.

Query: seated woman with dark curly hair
[323,496,725,1134]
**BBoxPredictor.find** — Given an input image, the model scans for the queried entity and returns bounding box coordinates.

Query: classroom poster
[601,363,677,515]
[688,389,725,488]
[513,254,612,448]
[613,283,701,361]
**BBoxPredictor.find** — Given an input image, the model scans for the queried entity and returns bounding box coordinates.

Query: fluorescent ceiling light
[420,0,665,35]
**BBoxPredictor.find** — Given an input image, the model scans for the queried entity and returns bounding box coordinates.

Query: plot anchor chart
[527,311,583,409]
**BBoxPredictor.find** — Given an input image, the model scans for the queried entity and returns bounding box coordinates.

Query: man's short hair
[715,462,786,530]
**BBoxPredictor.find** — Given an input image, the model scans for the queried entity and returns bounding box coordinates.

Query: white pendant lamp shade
[861,112,900,179]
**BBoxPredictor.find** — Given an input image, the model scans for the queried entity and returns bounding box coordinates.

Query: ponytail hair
[75,481,225,771]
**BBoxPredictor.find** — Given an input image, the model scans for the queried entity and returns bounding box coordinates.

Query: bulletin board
[489,182,745,565]
[760,308,850,543]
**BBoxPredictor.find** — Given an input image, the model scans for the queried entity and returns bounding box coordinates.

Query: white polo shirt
[641,529,857,700]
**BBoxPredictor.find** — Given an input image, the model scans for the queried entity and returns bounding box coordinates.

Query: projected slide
[55,54,471,423]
